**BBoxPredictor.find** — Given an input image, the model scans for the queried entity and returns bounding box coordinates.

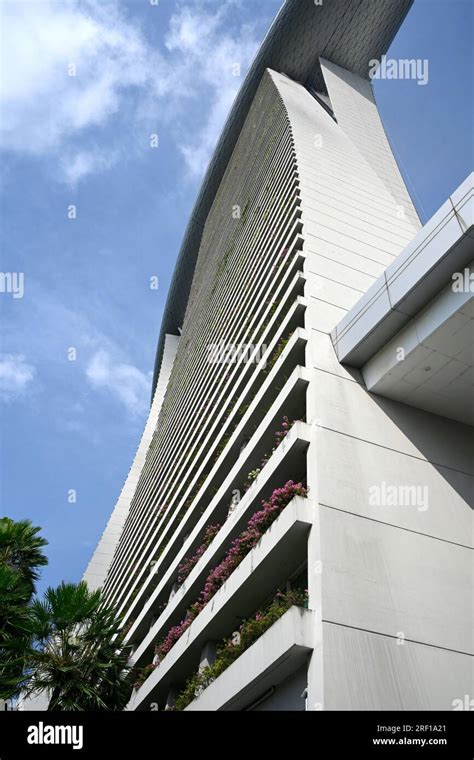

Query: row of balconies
[121,352,310,641]
[121,250,313,710]
[185,605,313,711]
[126,418,311,657]
[115,153,311,709]
[117,307,309,629]
[104,138,302,600]
[127,494,313,710]
[114,157,302,565]
[104,239,305,614]
[104,97,314,710]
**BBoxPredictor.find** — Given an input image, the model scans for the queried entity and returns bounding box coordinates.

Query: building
[84,0,473,711]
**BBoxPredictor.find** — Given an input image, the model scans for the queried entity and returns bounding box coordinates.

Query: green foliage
[0,517,48,699]
[172,588,307,711]
[243,468,261,489]
[132,662,155,690]
[0,517,48,596]
[1,517,132,710]
[25,581,133,711]
[264,335,290,374]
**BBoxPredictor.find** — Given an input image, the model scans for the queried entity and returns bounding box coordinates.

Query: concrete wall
[270,68,472,710]
[319,58,421,230]
[251,666,307,711]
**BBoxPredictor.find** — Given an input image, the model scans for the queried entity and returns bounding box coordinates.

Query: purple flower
[152,481,308,666]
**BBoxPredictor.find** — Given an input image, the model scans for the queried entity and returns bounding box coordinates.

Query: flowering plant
[133,662,156,690]
[171,587,308,710]
[151,481,307,667]
[274,415,292,447]
[243,468,261,490]
[177,523,221,585]
[244,417,294,491]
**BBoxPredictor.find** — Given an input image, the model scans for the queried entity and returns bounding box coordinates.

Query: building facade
[85,0,473,711]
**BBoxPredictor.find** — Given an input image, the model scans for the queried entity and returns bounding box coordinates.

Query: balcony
[186,605,313,711]
[127,419,311,660]
[124,388,311,647]
[117,323,308,628]
[127,494,313,710]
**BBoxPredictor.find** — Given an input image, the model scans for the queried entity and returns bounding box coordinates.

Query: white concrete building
[85,0,473,711]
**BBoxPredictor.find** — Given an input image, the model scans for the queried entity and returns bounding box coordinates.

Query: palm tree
[0,517,48,595]
[0,564,34,698]
[0,517,48,699]
[25,581,133,710]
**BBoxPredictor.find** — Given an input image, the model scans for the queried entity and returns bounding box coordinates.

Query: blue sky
[1,0,472,596]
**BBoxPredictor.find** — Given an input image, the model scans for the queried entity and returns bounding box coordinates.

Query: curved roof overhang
[151,0,414,397]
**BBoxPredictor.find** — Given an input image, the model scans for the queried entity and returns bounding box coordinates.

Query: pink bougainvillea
[177,523,221,585]
[274,415,293,447]
[150,480,308,669]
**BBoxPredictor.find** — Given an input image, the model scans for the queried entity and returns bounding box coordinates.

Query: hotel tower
[85,0,473,711]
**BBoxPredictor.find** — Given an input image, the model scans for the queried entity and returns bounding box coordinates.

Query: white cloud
[0,0,261,182]
[1,0,152,151]
[0,354,35,401]
[59,147,118,186]
[180,86,239,177]
[163,6,259,177]
[86,349,151,417]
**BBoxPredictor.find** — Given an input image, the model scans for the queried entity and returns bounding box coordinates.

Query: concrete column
[168,581,180,602]
[199,641,217,672]
[164,686,178,711]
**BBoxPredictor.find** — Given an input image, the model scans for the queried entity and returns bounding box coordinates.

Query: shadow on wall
[367,390,473,516]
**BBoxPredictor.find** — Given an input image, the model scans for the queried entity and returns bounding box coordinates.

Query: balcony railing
[128,495,313,710]
[125,418,311,651]
[186,605,313,711]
